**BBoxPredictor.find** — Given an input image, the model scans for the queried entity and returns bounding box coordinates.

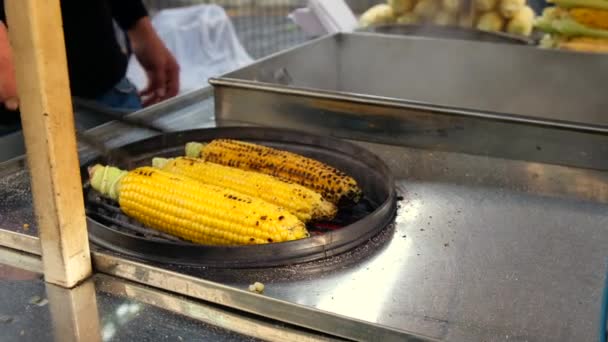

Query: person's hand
[0,22,19,111]
[128,17,179,107]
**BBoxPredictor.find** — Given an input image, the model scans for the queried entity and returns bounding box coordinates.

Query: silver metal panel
[0,248,338,342]
[211,33,608,171]
[213,84,608,171]
[92,252,432,341]
[216,33,608,128]
[2,84,608,341]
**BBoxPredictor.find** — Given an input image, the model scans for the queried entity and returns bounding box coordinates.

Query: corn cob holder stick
[152,156,337,222]
[185,139,363,206]
[88,164,310,246]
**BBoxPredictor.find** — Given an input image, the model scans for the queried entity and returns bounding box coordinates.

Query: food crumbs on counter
[28,296,48,307]
[0,315,13,323]
[444,243,450,247]
[22,223,29,230]
[248,282,265,294]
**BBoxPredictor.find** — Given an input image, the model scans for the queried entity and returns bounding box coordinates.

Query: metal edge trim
[83,86,215,136]
[0,245,43,273]
[208,78,608,134]
[0,229,41,255]
[220,33,339,78]
[0,228,435,341]
[91,251,437,342]
[95,274,343,342]
[354,25,534,45]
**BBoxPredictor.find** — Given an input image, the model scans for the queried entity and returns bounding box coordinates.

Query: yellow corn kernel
[559,36,608,52]
[506,6,535,36]
[499,0,525,18]
[569,7,608,30]
[89,164,309,246]
[413,0,441,19]
[474,0,498,11]
[397,13,421,24]
[389,0,415,15]
[476,11,505,32]
[185,139,363,205]
[152,156,337,222]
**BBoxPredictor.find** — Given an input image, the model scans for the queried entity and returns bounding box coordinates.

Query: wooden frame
[5,0,92,287]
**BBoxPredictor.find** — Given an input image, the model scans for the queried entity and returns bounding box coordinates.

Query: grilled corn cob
[474,0,499,11]
[506,6,535,36]
[413,0,441,19]
[152,156,337,222]
[185,139,363,205]
[476,11,506,31]
[569,7,608,30]
[88,164,309,245]
[499,0,525,18]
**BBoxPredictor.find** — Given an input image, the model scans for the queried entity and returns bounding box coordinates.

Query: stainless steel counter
[0,247,334,342]
[1,86,607,341]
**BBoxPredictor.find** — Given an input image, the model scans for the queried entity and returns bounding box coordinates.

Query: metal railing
[142,0,311,59]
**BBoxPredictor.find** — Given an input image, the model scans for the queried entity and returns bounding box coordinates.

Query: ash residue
[0,169,37,235]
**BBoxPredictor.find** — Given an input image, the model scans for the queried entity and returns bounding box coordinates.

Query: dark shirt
[0,0,148,98]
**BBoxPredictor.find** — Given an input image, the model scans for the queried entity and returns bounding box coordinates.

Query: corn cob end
[88,164,127,201]
[313,198,339,221]
[152,157,170,169]
[185,142,205,158]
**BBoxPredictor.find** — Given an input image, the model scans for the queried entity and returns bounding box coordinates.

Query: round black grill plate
[82,127,396,268]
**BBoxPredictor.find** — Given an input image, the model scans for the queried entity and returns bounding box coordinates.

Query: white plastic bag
[126,4,253,94]
[289,0,358,36]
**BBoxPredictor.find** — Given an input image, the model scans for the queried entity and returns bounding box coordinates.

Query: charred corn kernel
[413,0,441,19]
[474,0,498,12]
[89,164,309,246]
[570,8,608,30]
[476,11,505,31]
[185,140,362,205]
[499,0,525,18]
[152,157,337,222]
[506,6,535,36]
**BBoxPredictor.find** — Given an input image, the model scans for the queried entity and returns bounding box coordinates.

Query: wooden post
[4,0,92,287]
[46,280,102,342]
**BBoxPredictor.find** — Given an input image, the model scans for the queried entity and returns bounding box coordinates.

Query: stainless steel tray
[2,85,608,341]
[210,33,608,171]
[357,24,534,45]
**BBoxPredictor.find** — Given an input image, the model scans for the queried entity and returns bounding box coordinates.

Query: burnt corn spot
[267,238,273,242]
[260,216,267,220]
[256,221,259,226]
[278,216,284,221]
[250,237,255,242]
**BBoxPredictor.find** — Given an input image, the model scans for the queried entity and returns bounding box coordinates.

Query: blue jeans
[0,77,142,137]
[94,77,143,114]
